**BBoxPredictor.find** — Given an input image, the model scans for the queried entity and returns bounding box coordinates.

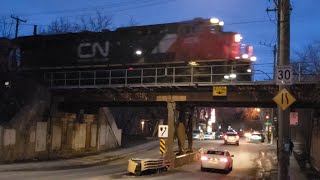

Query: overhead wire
[0,0,165,19]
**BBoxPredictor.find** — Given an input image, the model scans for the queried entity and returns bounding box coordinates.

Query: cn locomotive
[9,17,255,71]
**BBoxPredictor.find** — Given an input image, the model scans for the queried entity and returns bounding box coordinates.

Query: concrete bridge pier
[165,101,175,169]
[165,102,195,168]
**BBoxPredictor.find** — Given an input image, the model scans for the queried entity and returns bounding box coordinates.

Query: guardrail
[44,62,319,89]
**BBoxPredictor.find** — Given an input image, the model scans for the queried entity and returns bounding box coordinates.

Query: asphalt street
[0,138,276,180]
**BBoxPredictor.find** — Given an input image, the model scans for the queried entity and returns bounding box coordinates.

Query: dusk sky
[1,0,319,71]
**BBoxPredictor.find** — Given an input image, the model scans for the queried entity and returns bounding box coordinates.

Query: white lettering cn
[78,41,109,59]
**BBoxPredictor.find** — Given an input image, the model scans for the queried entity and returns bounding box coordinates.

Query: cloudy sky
[1,0,319,68]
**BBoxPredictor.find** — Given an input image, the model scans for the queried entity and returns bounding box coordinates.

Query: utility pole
[278,0,291,179]
[11,15,27,38]
[259,41,277,80]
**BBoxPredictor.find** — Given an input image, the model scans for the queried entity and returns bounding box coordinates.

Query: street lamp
[141,120,145,133]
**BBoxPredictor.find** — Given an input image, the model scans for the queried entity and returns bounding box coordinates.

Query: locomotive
[9,17,255,71]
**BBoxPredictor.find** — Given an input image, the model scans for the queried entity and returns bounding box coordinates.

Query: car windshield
[207,150,225,155]
[193,130,201,134]
[226,133,237,136]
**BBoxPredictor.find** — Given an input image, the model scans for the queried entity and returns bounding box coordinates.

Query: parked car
[204,132,215,140]
[193,129,204,140]
[201,148,234,172]
[224,132,240,145]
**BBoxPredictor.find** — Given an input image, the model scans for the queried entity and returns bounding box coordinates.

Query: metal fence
[44,62,319,89]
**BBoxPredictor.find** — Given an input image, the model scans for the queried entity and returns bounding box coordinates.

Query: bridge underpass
[14,62,318,168]
[50,82,320,168]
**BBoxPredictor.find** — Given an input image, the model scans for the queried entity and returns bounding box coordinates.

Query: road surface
[0,138,277,180]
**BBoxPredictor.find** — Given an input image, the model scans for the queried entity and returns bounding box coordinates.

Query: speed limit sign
[276,65,293,85]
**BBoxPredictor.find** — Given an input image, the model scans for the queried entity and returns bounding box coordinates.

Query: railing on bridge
[44,62,319,89]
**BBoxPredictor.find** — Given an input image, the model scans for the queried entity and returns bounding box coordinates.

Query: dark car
[215,131,224,139]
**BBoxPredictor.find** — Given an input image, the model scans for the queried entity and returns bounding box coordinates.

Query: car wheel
[224,140,227,145]
[236,142,239,146]
[201,166,206,171]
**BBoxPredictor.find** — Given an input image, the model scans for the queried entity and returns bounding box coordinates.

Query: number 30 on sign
[276,65,293,85]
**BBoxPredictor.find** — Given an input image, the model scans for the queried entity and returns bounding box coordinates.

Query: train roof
[14,17,237,41]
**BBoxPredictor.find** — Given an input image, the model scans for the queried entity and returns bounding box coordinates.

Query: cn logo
[78,41,109,59]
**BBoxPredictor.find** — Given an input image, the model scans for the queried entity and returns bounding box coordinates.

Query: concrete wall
[310,115,320,172]
[100,107,122,146]
[0,107,122,162]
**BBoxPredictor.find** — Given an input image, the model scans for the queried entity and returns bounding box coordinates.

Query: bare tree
[43,10,113,34]
[46,17,80,34]
[0,17,14,38]
[128,16,139,26]
[293,41,320,81]
[80,10,113,32]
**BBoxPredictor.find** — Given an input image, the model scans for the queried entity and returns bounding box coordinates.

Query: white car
[192,130,204,140]
[250,133,262,141]
[204,132,215,140]
[201,149,234,172]
[224,132,240,145]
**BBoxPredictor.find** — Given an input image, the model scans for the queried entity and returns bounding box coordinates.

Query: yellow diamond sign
[273,88,296,110]
[213,86,227,96]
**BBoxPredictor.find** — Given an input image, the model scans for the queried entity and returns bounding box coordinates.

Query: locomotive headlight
[210,18,220,24]
[242,54,249,59]
[188,61,199,66]
[235,34,243,42]
[247,69,252,73]
[230,73,237,79]
[250,56,257,61]
[135,50,142,55]
[218,21,224,26]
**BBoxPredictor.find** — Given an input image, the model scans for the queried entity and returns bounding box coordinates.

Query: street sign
[213,86,227,96]
[273,88,296,110]
[276,65,293,85]
[160,139,165,155]
[290,112,298,125]
[158,125,168,138]
[264,121,272,126]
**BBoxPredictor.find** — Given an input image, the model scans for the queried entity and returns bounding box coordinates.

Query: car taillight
[224,135,227,139]
[201,156,208,161]
[220,158,228,163]
[236,135,239,139]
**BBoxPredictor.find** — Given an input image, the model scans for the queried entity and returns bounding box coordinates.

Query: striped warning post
[160,139,165,155]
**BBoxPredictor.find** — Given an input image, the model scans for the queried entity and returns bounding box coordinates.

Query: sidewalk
[289,152,308,180]
[0,140,159,172]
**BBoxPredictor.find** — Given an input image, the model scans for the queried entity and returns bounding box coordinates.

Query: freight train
[0,18,257,85]
[6,18,255,71]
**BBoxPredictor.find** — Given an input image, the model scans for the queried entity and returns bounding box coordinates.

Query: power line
[1,0,164,18]
[2,18,277,28]
[226,19,275,25]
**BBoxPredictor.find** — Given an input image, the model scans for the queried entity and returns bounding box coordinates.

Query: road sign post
[160,139,166,155]
[277,0,291,179]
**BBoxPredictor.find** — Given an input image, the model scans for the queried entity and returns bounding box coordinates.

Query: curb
[0,143,159,172]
